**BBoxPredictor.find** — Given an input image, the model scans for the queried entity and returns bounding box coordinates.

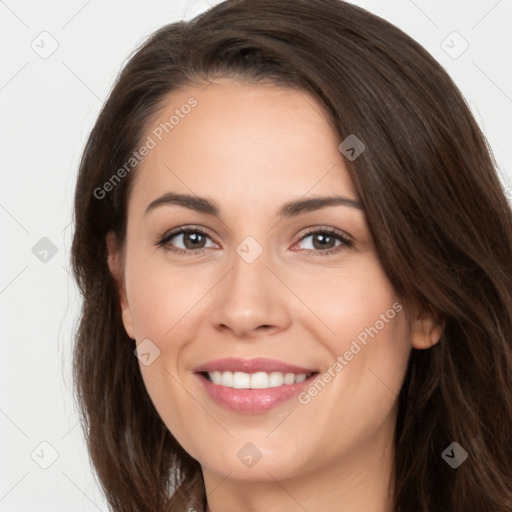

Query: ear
[409,304,444,350]
[106,231,135,340]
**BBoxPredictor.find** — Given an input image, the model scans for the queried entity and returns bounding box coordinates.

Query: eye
[155,226,217,256]
[293,228,353,256]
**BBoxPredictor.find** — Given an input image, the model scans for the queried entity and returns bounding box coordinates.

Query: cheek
[289,280,410,470]
[123,254,214,444]
[298,257,411,416]
[299,256,405,349]
[124,253,206,339]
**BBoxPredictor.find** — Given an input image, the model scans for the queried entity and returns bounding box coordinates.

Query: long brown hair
[71,1,512,510]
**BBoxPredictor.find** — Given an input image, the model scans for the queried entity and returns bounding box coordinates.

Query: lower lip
[195,373,318,414]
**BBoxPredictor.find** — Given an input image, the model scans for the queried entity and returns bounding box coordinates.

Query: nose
[209,240,291,339]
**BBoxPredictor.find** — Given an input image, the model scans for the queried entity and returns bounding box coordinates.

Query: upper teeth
[208,371,310,389]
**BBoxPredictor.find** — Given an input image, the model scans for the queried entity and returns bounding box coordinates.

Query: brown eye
[156,227,216,255]
[295,228,353,256]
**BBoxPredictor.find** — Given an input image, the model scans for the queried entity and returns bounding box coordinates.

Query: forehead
[128,79,358,215]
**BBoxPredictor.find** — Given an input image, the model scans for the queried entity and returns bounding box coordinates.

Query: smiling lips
[193,357,319,414]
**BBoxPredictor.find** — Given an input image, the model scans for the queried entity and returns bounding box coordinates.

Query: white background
[1,0,511,510]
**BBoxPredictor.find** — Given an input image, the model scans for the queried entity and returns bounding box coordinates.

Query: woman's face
[108,78,440,485]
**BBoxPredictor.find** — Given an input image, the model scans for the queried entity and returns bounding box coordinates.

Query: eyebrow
[144,192,363,219]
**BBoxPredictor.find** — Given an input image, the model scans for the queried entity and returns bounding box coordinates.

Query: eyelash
[154,225,353,257]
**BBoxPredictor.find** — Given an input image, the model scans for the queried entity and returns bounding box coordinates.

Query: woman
[70,0,512,510]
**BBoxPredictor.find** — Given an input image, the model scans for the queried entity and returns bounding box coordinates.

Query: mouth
[199,370,318,389]
[193,358,320,414]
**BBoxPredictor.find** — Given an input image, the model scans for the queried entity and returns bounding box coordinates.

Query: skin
[107,78,443,512]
